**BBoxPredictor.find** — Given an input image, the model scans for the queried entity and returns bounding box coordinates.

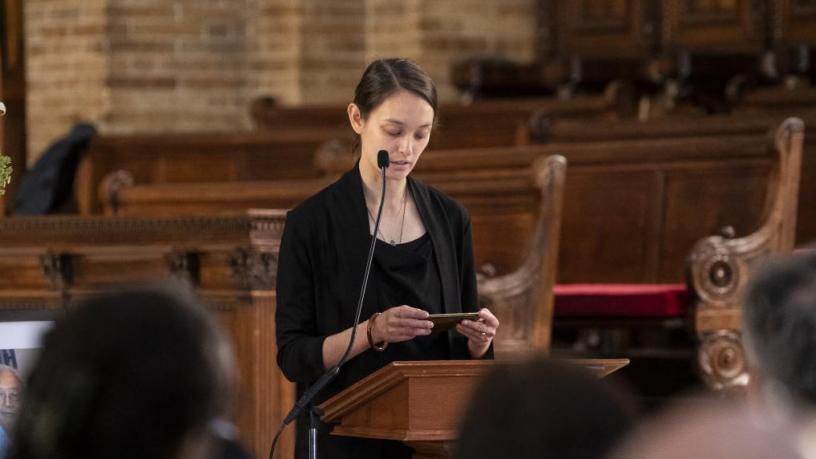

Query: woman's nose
[398,135,413,156]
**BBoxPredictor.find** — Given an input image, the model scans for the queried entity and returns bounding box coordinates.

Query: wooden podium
[319,359,628,459]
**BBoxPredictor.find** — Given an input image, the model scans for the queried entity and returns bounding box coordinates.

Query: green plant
[0,154,11,196]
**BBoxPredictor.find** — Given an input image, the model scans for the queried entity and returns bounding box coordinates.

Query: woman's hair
[351,58,438,153]
[5,285,232,459]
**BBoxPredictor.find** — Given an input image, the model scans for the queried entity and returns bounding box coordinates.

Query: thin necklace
[367,187,408,245]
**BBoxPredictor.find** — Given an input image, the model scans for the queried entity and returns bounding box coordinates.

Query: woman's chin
[386,168,412,180]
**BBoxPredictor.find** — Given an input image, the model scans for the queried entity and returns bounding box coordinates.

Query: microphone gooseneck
[269,152,391,459]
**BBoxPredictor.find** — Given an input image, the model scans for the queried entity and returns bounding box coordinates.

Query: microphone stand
[269,151,390,459]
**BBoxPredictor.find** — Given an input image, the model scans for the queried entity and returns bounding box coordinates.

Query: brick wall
[299,0,366,104]
[25,0,110,163]
[104,0,251,135]
[23,0,537,163]
[246,0,302,106]
[418,0,539,102]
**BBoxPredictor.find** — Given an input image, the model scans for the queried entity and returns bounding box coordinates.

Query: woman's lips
[391,160,411,168]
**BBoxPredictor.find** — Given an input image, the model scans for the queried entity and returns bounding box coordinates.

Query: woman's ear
[347,103,364,135]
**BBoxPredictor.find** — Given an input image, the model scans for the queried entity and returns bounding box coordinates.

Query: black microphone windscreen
[377,150,390,169]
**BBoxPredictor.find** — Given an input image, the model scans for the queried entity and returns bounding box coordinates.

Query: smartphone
[428,312,481,331]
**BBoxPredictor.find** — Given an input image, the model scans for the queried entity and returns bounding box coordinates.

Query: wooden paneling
[773,0,816,47]
[559,169,664,282]
[557,0,656,58]
[0,212,294,459]
[659,166,769,280]
[663,0,762,53]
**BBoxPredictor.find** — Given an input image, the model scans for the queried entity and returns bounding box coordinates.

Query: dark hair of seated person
[743,252,816,409]
[453,357,638,459]
[4,285,237,459]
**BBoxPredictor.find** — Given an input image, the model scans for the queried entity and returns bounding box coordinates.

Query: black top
[373,233,448,363]
[275,164,492,459]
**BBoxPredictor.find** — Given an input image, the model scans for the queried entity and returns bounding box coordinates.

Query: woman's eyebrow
[383,118,432,128]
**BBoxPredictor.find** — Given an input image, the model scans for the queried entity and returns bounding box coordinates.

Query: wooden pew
[75,130,352,215]
[250,95,622,150]
[104,132,780,287]
[687,117,805,391]
[530,109,816,144]
[73,95,625,217]
[527,110,816,246]
[731,87,816,116]
[100,157,568,356]
[0,211,294,459]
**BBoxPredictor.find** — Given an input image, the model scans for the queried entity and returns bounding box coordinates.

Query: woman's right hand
[371,305,434,344]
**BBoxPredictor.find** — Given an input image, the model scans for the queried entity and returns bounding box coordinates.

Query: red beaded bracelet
[367,312,387,352]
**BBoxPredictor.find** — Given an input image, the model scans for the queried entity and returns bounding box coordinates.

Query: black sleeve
[275,210,327,383]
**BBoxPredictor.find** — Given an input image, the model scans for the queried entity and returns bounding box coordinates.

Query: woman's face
[349,89,435,181]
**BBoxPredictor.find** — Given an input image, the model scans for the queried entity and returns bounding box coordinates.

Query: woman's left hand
[456,308,499,359]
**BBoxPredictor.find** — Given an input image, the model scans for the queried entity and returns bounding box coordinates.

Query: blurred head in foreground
[5,285,235,459]
[610,398,801,459]
[743,253,816,415]
[453,357,637,459]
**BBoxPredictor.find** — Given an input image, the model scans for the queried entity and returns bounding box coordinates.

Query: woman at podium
[275,58,500,459]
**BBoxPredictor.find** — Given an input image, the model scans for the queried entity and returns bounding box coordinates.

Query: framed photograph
[0,309,58,452]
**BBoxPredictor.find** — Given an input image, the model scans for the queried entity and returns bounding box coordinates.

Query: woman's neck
[359,158,407,211]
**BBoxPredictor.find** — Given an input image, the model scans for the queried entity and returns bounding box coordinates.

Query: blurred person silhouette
[609,398,801,459]
[2,285,251,459]
[453,357,637,459]
[739,252,816,458]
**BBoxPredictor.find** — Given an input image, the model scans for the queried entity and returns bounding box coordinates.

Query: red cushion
[553,284,689,319]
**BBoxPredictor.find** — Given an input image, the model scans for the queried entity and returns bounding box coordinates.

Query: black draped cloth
[275,164,492,459]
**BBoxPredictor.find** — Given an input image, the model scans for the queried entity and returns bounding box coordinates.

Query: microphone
[377,149,390,169]
[269,149,391,459]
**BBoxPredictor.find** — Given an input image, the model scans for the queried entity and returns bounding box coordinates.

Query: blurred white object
[0,101,5,115]
[0,321,53,349]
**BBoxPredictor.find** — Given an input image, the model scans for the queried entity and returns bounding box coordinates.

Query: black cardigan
[275,164,489,456]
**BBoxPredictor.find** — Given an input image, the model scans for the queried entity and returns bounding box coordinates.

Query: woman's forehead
[370,89,434,126]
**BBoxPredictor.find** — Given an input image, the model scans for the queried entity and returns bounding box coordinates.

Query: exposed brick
[106,77,177,89]
[23,0,537,163]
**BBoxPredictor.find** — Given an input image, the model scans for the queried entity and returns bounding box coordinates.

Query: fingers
[387,306,433,331]
[456,323,491,345]
[457,308,499,345]
[458,319,495,338]
[378,305,433,343]
[390,317,434,329]
[394,305,430,319]
[478,308,500,328]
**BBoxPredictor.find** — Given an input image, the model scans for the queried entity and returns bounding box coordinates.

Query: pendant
[389,240,397,245]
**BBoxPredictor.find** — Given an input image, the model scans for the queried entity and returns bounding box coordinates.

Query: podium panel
[320,359,628,459]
